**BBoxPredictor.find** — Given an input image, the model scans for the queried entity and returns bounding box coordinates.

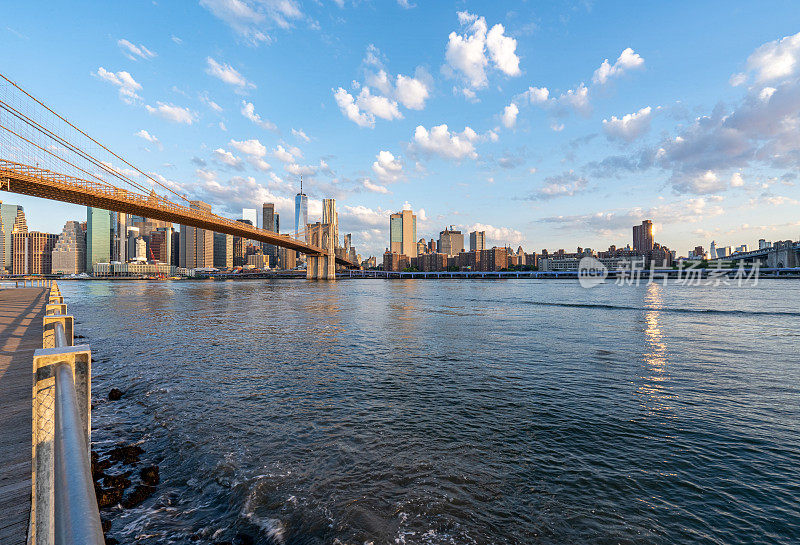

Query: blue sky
[2,0,800,257]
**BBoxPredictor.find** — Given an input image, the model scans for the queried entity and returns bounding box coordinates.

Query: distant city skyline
[2,2,800,256]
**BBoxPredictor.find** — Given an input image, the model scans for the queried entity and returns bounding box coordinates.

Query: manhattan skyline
[2,1,800,256]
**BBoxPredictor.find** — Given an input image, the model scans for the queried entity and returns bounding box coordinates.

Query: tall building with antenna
[295,176,308,239]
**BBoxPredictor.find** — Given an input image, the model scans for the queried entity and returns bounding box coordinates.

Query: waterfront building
[111,212,127,263]
[126,226,141,261]
[295,178,308,238]
[0,203,25,272]
[759,239,772,250]
[278,246,297,269]
[180,201,214,269]
[383,250,409,271]
[51,221,86,274]
[478,247,509,272]
[469,231,486,252]
[233,218,253,267]
[322,198,339,248]
[13,231,58,275]
[389,208,417,258]
[438,226,464,257]
[633,220,654,252]
[86,207,111,272]
[213,232,234,269]
[247,253,269,269]
[170,230,180,266]
[92,262,176,277]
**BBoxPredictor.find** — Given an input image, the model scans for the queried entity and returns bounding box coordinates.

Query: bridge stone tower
[305,221,336,280]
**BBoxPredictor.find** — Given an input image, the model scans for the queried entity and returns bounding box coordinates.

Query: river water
[60,279,800,544]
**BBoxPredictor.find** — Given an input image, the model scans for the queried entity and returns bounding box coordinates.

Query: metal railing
[31,282,103,545]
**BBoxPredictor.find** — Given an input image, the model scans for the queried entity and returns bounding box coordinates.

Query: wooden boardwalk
[0,287,47,545]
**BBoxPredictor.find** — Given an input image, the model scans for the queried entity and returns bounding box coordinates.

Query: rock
[108,444,144,465]
[108,388,124,401]
[103,472,131,491]
[122,484,156,509]
[140,465,160,486]
[91,451,111,481]
[233,533,255,545]
[95,484,124,509]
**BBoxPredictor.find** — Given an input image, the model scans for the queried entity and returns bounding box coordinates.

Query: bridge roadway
[0,160,356,269]
[0,287,47,544]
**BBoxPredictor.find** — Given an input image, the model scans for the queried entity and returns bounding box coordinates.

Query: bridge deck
[0,287,46,545]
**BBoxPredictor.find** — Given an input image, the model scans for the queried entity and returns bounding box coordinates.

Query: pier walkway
[0,287,47,544]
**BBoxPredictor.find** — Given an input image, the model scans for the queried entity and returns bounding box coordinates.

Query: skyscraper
[242,208,258,228]
[469,231,486,252]
[389,208,418,258]
[180,201,214,269]
[633,220,654,252]
[322,198,339,248]
[86,207,111,272]
[295,177,308,238]
[213,232,233,269]
[262,202,277,262]
[51,221,86,274]
[0,203,25,272]
[438,226,464,257]
[13,231,57,275]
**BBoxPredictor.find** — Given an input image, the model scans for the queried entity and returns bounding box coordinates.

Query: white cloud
[200,93,223,112]
[229,138,267,157]
[117,39,156,61]
[240,100,276,130]
[144,102,196,124]
[363,179,389,193]
[486,23,521,77]
[395,72,430,110]
[397,0,415,8]
[199,0,304,45]
[213,147,243,168]
[372,150,403,182]
[445,12,521,90]
[466,223,524,245]
[673,170,728,194]
[206,57,255,90]
[291,128,310,142]
[602,106,653,142]
[743,31,800,84]
[412,124,479,160]
[592,47,645,85]
[135,129,158,144]
[729,72,747,87]
[248,157,272,171]
[333,87,372,127]
[333,86,402,127]
[731,172,745,187]
[502,102,519,128]
[521,86,549,104]
[96,67,142,103]
[273,145,297,163]
[758,86,777,102]
[558,83,590,115]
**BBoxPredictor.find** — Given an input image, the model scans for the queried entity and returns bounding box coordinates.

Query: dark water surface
[61,279,800,544]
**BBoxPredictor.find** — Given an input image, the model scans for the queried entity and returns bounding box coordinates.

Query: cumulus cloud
[240,100,277,130]
[529,171,589,200]
[502,102,519,128]
[117,39,156,61]
[206,57,255,90]
[445,11,521,90]
[213,147,244,169]
[741,30,800,84]
[145,102,196,124]
[273,145,297,163]
[602,106,653,142]
[333,86,402,127]
[200,92,223,112]
[592,47,645,85]
[135,129,158,144]
[395,71,431,110]
[372,150,403,182]
[466,223,524,245]
[96,67,142,103]
[411,124,479,160]
[229,138,267,157]
[521,86,549,104]
[363,179,390,193]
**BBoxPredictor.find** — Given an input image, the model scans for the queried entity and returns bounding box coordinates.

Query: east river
[59,279,800,544]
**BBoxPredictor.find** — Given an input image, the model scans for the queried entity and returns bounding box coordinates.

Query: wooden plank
[0,287,47,545]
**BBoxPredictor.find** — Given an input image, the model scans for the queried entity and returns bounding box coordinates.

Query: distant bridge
[0,73,354,277]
